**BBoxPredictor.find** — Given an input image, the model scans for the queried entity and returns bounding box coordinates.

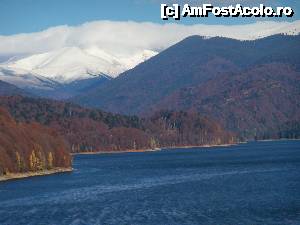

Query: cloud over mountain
[0,20,299,58]
[0,20,298,88]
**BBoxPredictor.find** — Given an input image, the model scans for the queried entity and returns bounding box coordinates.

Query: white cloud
[0,20,299,58]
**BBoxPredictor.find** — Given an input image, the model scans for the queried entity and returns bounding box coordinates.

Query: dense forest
[155,63,300,139]
[0,107,72,176]
[0,96,235,154]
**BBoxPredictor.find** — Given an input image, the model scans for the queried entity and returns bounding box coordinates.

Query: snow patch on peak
[117,50,158,73]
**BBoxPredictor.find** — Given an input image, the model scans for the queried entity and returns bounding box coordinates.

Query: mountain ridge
[0,80,32,97]
[74,34,300,112]
[73,34,300,139]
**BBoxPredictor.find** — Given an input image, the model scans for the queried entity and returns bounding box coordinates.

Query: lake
[0,141,299,225]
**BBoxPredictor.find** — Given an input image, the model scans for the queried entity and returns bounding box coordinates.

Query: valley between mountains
[0,33,299,179]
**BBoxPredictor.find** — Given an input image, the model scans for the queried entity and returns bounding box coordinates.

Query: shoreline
[72,148,162,155]
[72,143,239,156]
[256,138,300,142]
[0,167,73,182]
[71,139,300,156]
[163,143,239,150]
[2,139,297,182]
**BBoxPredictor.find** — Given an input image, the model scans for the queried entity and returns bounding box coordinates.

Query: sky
[0,0,299,35]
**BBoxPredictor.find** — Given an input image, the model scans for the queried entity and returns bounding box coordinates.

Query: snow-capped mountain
[0,47,157,85]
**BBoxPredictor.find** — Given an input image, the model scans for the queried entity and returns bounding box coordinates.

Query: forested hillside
[0,107,72,176]
[0,96,235,153]
[155,63,300,139]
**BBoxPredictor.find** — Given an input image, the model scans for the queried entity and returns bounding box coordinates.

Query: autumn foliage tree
[0,107,72,175]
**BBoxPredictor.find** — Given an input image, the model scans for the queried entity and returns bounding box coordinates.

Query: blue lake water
[0,141,300,225]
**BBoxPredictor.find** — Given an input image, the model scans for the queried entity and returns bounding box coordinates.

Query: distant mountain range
[74,34,300,139]
[0,32,299,139]
[0,21,299,98]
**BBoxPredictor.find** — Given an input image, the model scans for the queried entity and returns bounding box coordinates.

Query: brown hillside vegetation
[155,63,300,138]
[0,96,236,153]
[0,107,72,176]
